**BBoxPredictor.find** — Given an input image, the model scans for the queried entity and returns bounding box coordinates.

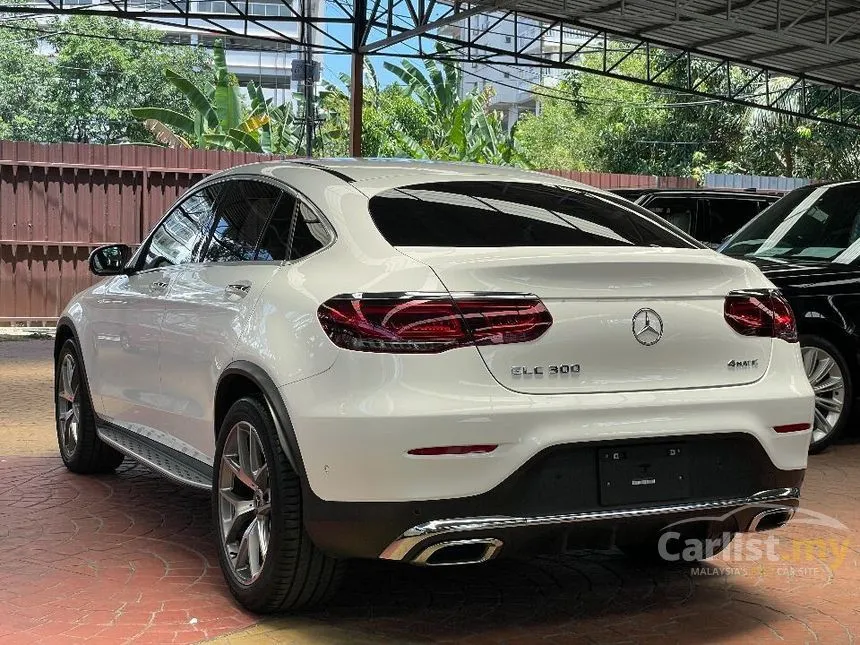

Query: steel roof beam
[689,2,859,49]
[583,0,860,70]
[359,0,517,52]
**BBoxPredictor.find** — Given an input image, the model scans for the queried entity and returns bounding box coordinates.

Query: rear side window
[290,203,332,259]
[255,193,296,261]
[202,180,281,263]
[256,198,331,261]
[706,198,766,246]
[368,182,696,248]
[644,197,697,235]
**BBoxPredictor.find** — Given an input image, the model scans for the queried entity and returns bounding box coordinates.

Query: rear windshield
[368,181,699,248]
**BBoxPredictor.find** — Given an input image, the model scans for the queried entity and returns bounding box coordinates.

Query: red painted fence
[0,141,696,324]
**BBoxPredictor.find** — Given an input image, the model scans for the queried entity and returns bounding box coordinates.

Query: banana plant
[131,40,266,152]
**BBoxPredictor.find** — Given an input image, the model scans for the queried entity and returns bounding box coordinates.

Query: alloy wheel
[802,346,845,445]
[57,353,81,458]
[218,421,271,586]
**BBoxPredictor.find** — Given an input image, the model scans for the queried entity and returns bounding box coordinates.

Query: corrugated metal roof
[514,0,860,89]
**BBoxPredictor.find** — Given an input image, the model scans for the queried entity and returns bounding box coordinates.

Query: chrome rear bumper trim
[379,487,800,562]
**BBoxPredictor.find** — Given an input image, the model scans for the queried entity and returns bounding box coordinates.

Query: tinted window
[290,203,332,259]
[255,191,298,261]
[706,198,766,245]
[722,184,860,262]
[368,182,694,248]
[645,197,697,235]
[203,180,280,262]
[143,185,220,269]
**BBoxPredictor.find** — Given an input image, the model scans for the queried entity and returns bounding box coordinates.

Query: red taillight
[317,293,553,353]
[724,291,797,343]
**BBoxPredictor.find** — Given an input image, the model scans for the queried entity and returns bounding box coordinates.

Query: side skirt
[97,422,213,490]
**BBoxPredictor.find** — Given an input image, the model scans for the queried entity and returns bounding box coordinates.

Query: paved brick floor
[1,338,860,644]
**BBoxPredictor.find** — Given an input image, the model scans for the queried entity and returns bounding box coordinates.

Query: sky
[318,2,448,87]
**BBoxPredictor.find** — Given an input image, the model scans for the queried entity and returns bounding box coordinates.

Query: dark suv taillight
[724,290,797,343]
[317,293,553,353]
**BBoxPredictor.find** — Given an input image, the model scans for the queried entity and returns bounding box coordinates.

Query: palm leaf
[227,128,264,153]
[130,107,196,135]
[164,69,218,130]
[138,119,191,148]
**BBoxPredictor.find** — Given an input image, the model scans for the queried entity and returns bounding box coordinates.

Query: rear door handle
[225,281,252,298]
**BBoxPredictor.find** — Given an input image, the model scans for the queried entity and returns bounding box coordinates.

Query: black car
[721,181,859,452]
[614,188,780,248]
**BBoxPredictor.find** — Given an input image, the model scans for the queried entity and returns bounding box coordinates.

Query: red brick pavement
[1,341,859,644]
[0,446,858,644]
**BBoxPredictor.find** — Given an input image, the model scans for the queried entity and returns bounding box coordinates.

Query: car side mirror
[89,244,132,276]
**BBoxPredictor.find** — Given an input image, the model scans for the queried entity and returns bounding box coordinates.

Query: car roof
[208,158,597,193]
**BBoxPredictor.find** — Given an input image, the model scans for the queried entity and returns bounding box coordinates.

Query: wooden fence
[0,141,696,324]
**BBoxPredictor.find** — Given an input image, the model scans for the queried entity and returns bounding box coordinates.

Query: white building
[39,0,323,105]
[441,15,590,130]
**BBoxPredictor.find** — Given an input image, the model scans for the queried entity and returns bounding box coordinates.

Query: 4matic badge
[727,359,759,369]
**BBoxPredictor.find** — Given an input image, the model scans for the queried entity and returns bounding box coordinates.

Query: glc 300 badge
[511,364,581,377]
[632,308,663,346]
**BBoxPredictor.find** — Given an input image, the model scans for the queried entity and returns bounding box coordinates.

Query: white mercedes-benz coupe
[55,160,813,613]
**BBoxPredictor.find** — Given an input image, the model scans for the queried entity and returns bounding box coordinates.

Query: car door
[89,184,220,434]
[157,178,300,460]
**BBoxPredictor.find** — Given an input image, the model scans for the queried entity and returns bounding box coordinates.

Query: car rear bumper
[379,486,800,564]
[280,340,812,504]
[301,432,805,560]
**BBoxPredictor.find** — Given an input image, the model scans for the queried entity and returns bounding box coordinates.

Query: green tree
[319,60,431,158]
[44,16,213,144]
[382,47,526,165]
[515,47,747,176]
[0,18,55,141]
[131,41,275,151]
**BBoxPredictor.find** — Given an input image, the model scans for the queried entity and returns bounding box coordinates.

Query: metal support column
[350,0,368,157]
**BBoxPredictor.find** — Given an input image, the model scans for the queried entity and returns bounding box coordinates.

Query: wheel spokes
[59,355,78,403]
[220,489,255,543]
[224,454,259,493]
[218,419,271,586]
[813,376,843,395]
[803,346,846,445]
[809,355,834,386]
[816,396,843,413]
[57,354,81,455]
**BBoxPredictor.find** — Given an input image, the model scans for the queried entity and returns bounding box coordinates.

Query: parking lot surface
[1,338,859,644]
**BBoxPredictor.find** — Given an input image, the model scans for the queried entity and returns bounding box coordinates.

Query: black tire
[55,339,125,474]
[212,396,343,613]
[802,334,853,454]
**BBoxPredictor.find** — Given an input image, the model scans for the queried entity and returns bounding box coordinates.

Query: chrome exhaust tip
[413,538,503,566]
[748,507,795,532]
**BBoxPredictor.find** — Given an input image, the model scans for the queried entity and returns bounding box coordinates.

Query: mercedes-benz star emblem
[632,308,663,346]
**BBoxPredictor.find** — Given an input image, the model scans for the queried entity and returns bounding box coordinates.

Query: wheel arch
[54,316,78,362]
[54,316,100,409]
[215,362,306,483]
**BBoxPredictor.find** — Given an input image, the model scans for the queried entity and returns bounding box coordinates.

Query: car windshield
[721,183,860,263]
